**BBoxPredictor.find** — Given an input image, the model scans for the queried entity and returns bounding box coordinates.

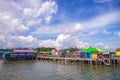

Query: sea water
[0,60,120,80]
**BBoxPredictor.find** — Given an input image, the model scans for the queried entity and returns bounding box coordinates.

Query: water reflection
[0,60,120,80]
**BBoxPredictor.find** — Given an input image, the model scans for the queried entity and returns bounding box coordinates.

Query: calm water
[0,60,120,80]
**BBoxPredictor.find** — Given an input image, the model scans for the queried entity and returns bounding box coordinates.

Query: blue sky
[0,0,120,51]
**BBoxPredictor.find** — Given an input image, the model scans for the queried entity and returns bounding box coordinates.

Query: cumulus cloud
[44,16,52,24]
[0,35,40,48]
[39,33,110,49]
[56,34,90,48]
[26,19,42,27]
[0,0,119,50]
[38,34,90,48]
[32,23,85,36]
[94,42,109,49]
[39,34,109,49]
[0,0,57,33]
[64,23,85,34]
[23,0,57,26]
[0,13,28,35]
[40,39,59,48]
[0,0,58,48]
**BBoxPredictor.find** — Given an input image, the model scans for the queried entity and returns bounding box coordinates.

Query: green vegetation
[0,47,80,53]
[36,47,54,52]
[66,47,79,52]
[0,48,13,52]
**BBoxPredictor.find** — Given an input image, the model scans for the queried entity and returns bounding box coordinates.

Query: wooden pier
[36,55,120,66]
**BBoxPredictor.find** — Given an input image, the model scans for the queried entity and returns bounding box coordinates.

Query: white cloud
[93,0,112,3]
[38,34,110,49]
[56,34,70,42]
[65,23,85,34]
[32,23,85,37]
[0,13,28,35]
[56,34,90,48]
[40,39,59,48]
[23,8,33,16]
[37,0,57,17]
[83,11,120,29]
[23,0,57,26]
[56,34,73,48]
[25,0,42,9]
[11,1,23,10]
[0,0,57,31]
[38,34,90,48]
[94,42,109,49]
[0,33,89,48]
[12,18,29,33]
[117,32,120,37]
[0,0,58,48]
[0,0,22,18]
[115,31,120,38]
[0,0,119,50]
[44,16,52,24]
[4,35,40,48]
[88,30,98,36]
[103,30,112,34]
[26,19,42,27]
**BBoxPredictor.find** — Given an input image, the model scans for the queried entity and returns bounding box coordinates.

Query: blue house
[87,53,92,58]
[0,50,10,59]
[80,53,93,58]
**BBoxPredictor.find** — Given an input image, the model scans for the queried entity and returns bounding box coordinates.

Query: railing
[37,54,87,59]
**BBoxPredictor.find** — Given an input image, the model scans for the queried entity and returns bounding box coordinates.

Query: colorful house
[51,48,61,55]
[39,51,52,56]
[0,50,9,59]
[83,53,97,58]
[78,50,96,58]
[14,49,34,53]
[8,49,35,60]
[116,48,120,56]
[92,53,98,58]
[75,49,104,59]
[83,47,104,59]
[87,53,92,58]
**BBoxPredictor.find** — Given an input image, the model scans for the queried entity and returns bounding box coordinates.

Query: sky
[0,0,120,51]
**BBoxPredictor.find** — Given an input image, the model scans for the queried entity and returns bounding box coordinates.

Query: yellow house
[92,53,98,58]
[116,48,120,56]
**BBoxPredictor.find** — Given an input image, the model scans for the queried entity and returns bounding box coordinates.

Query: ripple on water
[0,60,120,80]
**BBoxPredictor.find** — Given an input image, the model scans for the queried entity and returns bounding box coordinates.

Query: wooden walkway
[36,55,120,66]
